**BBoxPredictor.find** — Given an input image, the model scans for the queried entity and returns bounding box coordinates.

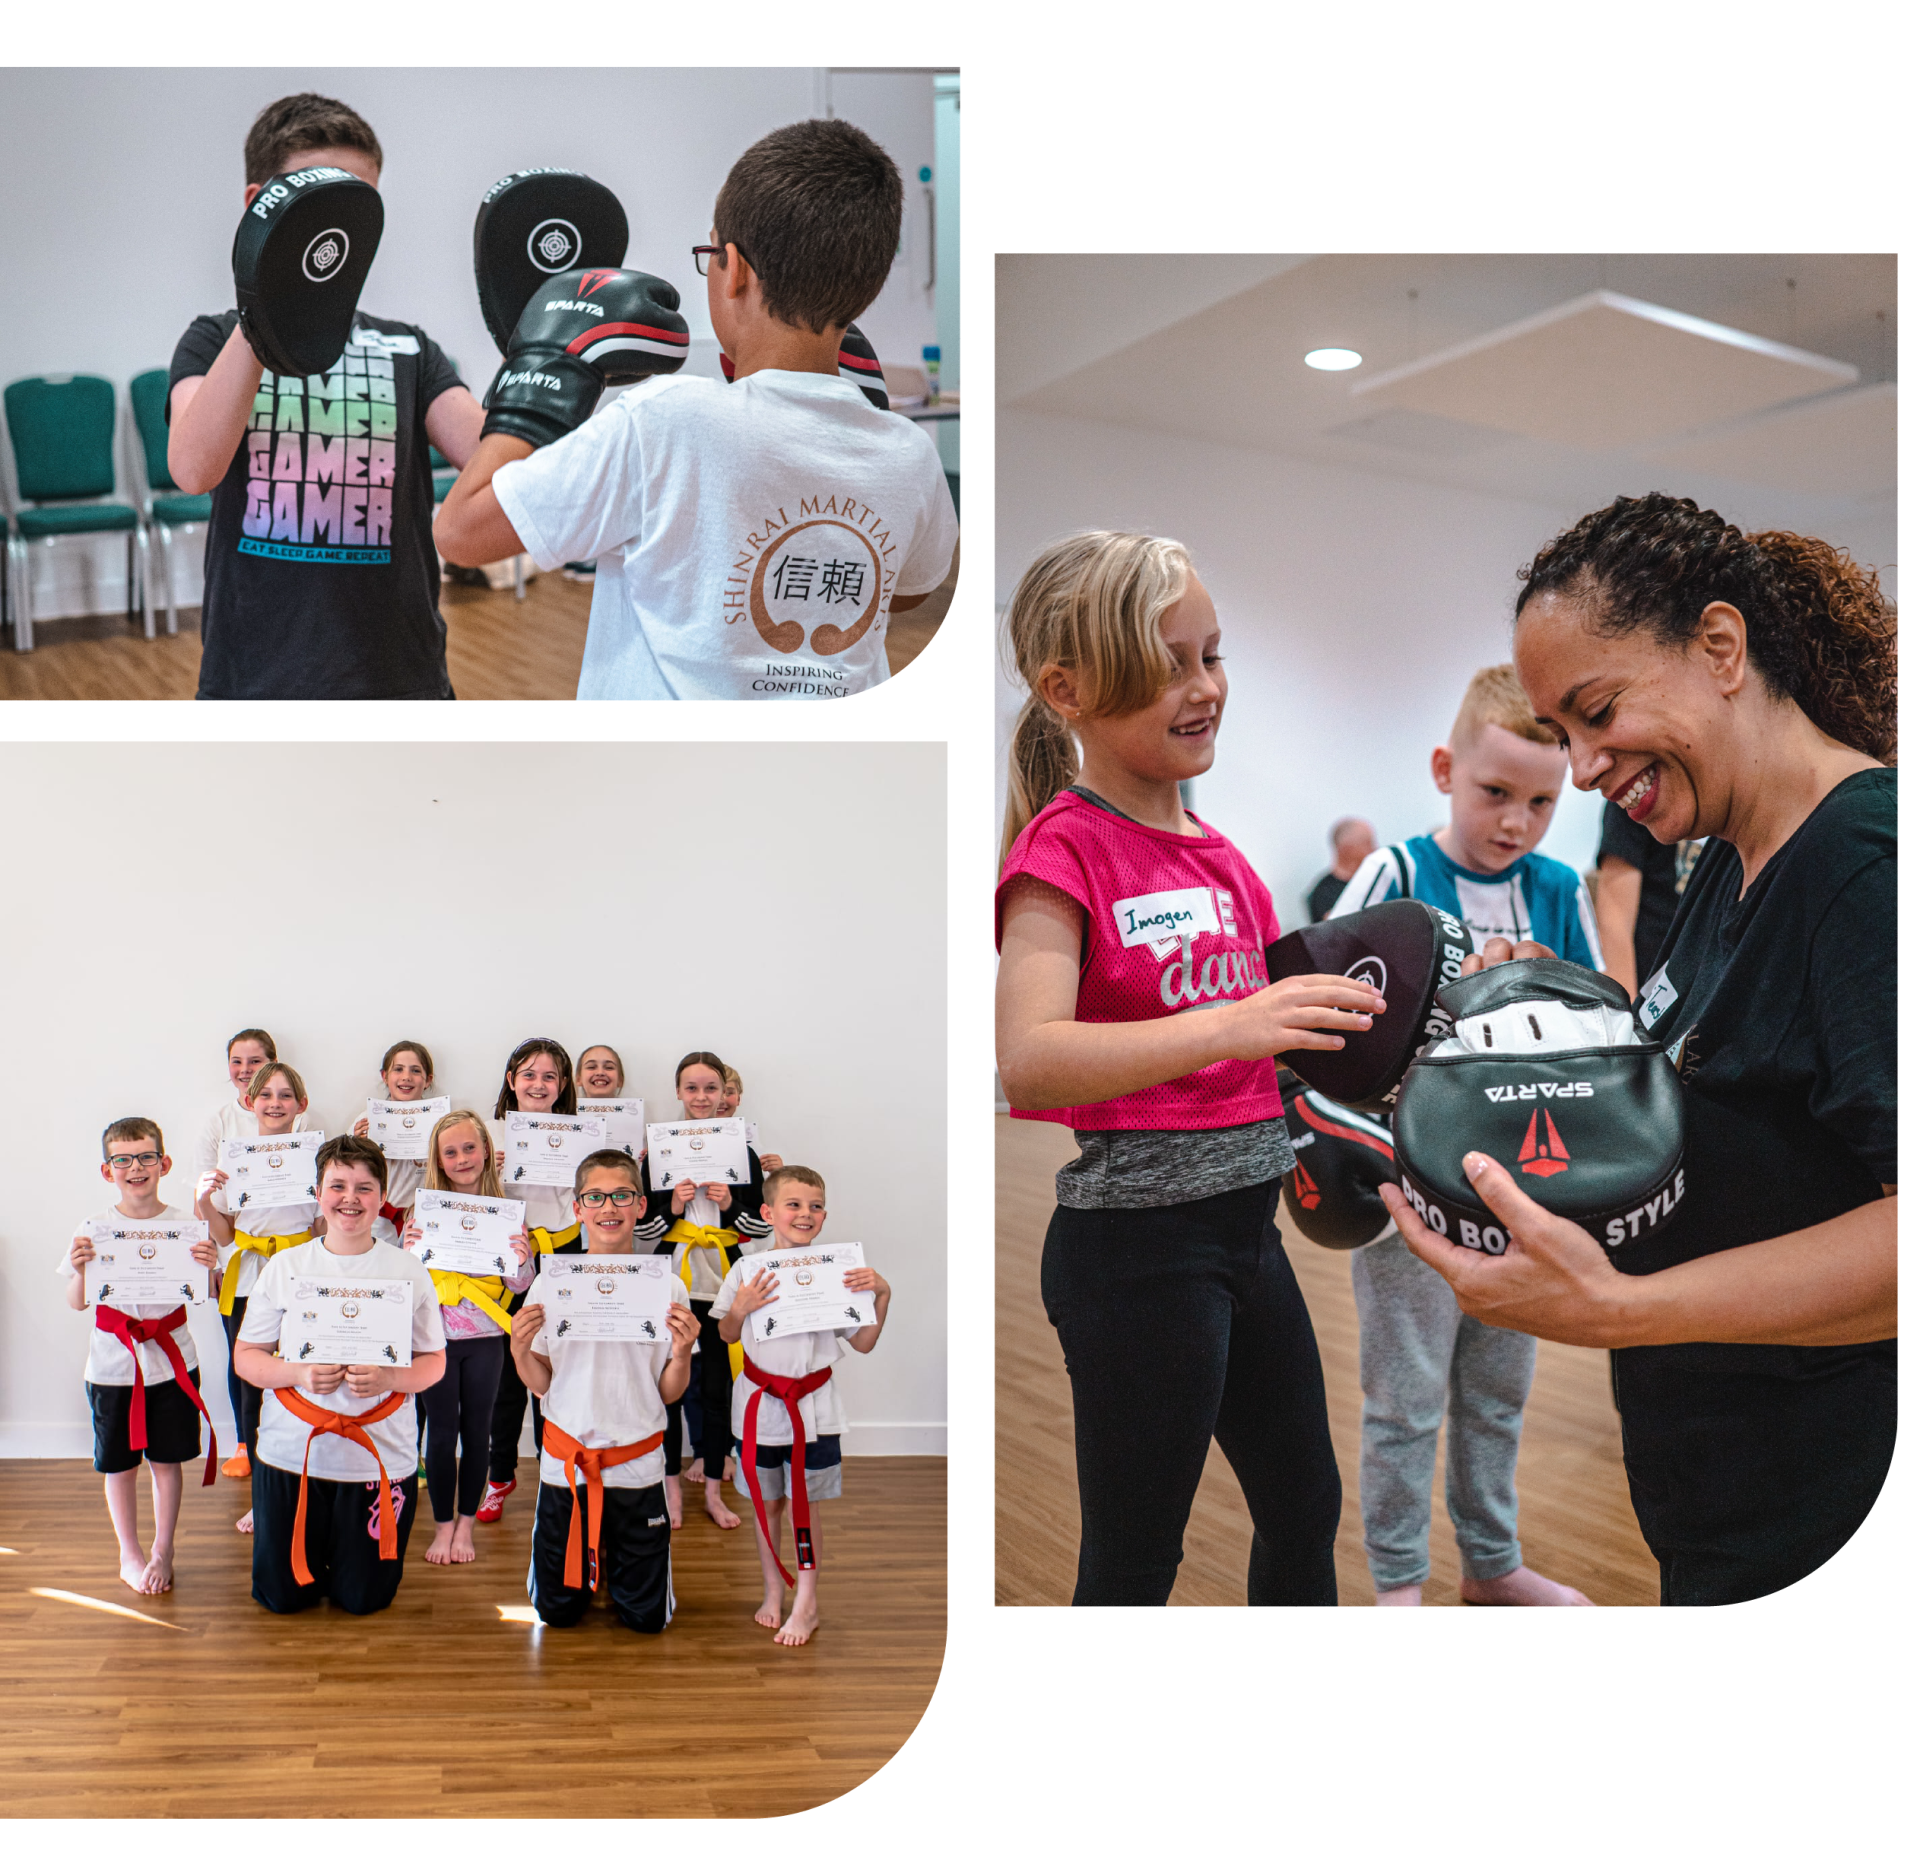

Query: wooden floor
[0,549,955,701]
[995,1114,1659,1607]
[0,1454,944,1817]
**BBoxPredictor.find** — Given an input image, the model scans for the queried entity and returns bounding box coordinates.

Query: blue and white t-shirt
[1330,835,1599,966]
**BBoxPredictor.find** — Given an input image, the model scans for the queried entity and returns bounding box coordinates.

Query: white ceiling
[999,254,1896,522]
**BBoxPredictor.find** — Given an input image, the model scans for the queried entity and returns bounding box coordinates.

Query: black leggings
[223,1298,262,1459]
[1041,1176,1341,1606]
[420,1334,507,1522]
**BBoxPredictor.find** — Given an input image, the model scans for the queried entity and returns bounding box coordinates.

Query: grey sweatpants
[1350,1233,1536,1589]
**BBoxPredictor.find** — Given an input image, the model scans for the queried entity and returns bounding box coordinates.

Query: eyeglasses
[107,1152,162,1169]
[692,242,749,277]
[577,1189,638,1208]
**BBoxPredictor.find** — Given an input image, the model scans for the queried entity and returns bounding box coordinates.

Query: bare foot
[139,1550,174,1595]
[775,1600,817,1646]
[450,1518,478,1564]
[1374,1583,1424,1606]
[1461,1565,1595,1606]
[235,1509,254,1535]
[704,1484,741,1530]
[424,1521,457,1565]
[754,1592,784,1630]
[665,1476,683,1529]
[118,1552,148,1592]
[684,1462,706,1486]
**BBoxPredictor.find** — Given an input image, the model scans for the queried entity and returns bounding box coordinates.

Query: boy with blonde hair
[59,1119,221,1593]
[1331,663,1598,1606]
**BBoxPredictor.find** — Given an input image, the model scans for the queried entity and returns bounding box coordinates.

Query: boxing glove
[717,321,892,411]
[1278,1072,1398,1251]
[481,267,690,447]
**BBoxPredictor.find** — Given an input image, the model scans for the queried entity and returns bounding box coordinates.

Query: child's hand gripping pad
[1278,1073,1398,1251]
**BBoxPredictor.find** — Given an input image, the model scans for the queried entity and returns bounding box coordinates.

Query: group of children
[64,1032,891,1646]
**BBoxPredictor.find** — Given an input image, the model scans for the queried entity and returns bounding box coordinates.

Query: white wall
[0,66,942,620]
[995,406,1897,925]
[0,742,945,1460]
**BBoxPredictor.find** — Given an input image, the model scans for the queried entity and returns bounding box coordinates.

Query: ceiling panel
[1647,382,1896,499]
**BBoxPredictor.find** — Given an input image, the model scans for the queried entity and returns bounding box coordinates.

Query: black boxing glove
[718,320,891,411]
[232,166,383,378]
[1278,1072,1397,1251]
[1392,958,1687,1257]
[1266,899,1473,1113]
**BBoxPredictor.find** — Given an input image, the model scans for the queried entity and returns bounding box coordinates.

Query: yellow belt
[669,1220,743,1379]
[220,1228,310,1316]
[431,1272,513,1333]
[529,1223,581,1253]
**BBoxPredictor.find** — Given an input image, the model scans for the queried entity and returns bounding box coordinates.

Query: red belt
[542,1420,665,1591]
[740,1357,832,1586]
[93,1305,216,1487]
[380,1201,408,1236]
[271,1387,407,1585]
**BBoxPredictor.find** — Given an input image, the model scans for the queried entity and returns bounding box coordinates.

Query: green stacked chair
[129,369,212,639]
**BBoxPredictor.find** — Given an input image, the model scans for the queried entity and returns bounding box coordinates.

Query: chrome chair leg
[136,525,155,641]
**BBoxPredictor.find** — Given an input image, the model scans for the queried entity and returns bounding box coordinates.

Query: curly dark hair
[1516,493,1896,764]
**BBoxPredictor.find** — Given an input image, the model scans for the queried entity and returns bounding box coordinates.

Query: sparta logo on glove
[1391,958,1686,1256]
[1278,1072,1397,1251]
[1266,899,1473,1113]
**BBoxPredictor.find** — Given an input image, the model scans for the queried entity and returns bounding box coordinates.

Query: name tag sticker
[1111,886,1222,959]
[1639,963,1677,1030]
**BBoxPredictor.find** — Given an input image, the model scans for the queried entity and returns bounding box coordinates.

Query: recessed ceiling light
[1305,347,1363,371]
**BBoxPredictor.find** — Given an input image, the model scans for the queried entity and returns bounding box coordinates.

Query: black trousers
[529,1476,673,1631]
[223,1298,262,1459]
[250,1461,419,1615]
[420,1334,507,1521]
[1041,1176,1341,1606]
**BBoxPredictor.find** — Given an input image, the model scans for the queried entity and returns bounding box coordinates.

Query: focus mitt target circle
[1278,1073,1397,1251]
[1265,899,1473,1113]
[474,170,630,353]
[1391,958,1687,1257]
[232,168,384,378]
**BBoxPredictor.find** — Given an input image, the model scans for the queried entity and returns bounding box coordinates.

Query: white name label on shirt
[1111,886,1221,959]
[1639,962,1677,1031]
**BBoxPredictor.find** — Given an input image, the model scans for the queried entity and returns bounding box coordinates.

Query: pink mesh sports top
[996,789,1285,1132]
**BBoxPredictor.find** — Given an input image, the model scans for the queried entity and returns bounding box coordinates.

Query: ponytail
[1516,493,1896,763]
[999,530,1194,860]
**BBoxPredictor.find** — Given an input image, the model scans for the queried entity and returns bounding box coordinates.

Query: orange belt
[542,1419,666,1591]
[93,1305,217,1487]
[740,1357,833,1586]
[271,1386,407,1585]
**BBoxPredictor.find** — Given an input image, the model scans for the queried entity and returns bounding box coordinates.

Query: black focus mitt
[233,167,384,378]
[1391,958,1687,1257]
[1266,899,1472,1113]
[474,169,630,353]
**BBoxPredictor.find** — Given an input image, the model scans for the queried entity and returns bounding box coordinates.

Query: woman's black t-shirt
[1596,805,1704,985]
[1611,766,1895,1604]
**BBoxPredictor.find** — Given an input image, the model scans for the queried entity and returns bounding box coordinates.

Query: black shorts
[88,1371,205,1474]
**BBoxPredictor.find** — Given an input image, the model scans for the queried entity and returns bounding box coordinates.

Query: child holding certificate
[196,1059,319,1524]
[720,1067,784,1171]
[59,1118,221,1594]
[642,1051,770,1531]
[351,1040,439,1233]
[480,1038,582,1525]
[713,1165,890,1646]
[403,1110,534,1564]
[510,1150,698,1632]
[578,1045,626,1102]
[233,1136,446,1615]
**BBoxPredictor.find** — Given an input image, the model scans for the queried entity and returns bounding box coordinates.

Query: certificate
[646,1117,751,1191]
[367,1096,450,1161]
[283,1278,414,1366]
[503,1111,607,1188]
[538,1255,674,1344]
[85,1219,210,1307]
[223,1130,322,1211]
[745,1242,876,1345]
[414,1190,525,1278]
[579,1098,646,1159]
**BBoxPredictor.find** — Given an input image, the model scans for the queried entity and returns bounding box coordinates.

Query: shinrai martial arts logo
[138,1242,158,1261]
[723,496,900,673]
[1516,1109,1571,1178]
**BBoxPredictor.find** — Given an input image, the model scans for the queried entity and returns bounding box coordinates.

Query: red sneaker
[476,1477,515,1524]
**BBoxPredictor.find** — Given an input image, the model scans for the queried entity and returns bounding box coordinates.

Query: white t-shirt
[492,370,960,701]
[711,1257,854,1446]
[673,1185,767,1302]
[534,1273,692,1490]
[192,1094,312,1181]
[58,1204,202,1387]
[241,1237,446,1482]
[488,1120,577,1239]
[209,1175,318,1302]
[381,1157,424,1211]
